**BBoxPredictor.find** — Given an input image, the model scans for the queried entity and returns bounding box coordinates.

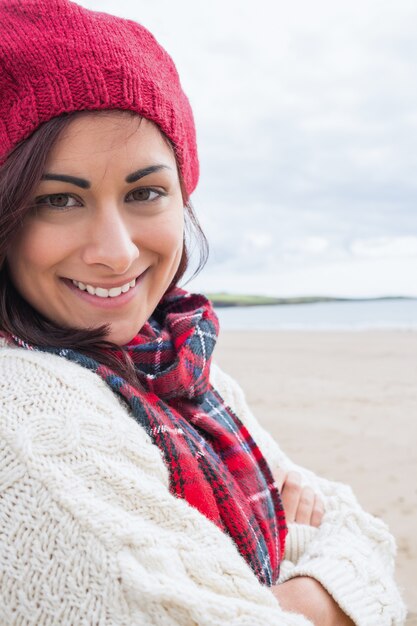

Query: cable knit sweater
[0,344,406,625]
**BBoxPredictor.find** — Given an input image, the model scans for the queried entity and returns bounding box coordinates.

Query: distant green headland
[205,293,414,308]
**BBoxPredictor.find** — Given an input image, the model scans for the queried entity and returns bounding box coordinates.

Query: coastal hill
[205,293,413,308]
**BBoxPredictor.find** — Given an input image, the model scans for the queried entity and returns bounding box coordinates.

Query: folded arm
[211,363,407,626]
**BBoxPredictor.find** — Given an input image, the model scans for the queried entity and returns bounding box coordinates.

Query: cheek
[7,223,68,287]
[138,212,184,258]
[164,224,184,260]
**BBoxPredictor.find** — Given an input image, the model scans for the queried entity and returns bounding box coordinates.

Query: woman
[0,1,406,625]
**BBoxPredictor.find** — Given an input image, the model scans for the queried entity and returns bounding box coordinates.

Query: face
[7,112,185,345]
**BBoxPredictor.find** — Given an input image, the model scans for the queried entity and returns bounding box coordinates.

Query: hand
[274,469,324,527]
[273,576,355,626]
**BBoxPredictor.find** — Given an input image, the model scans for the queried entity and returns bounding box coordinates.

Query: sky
[79,0,417,297]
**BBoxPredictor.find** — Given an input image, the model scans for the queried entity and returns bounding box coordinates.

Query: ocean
[214,298,417,331]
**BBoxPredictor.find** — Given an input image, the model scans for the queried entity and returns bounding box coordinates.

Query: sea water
[214,298,417,331]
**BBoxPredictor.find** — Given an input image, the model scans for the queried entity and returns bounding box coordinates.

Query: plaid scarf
[11,288,286,585]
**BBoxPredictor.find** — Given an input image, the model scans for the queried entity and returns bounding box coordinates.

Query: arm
[0,348,315,626]
[210,364,407,626]
[274,577,354,626]
[273,470,354,626]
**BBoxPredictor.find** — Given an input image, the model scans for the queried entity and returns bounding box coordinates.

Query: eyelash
[34,187,167,210]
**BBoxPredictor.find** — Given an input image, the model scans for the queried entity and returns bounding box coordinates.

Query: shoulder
[210,361,247,410]
[0,344,129,441]
[0,348,241,411]
[0,344,132,426]
[0,344,167,482]
[210,361,271,446]
[0,343,114,399]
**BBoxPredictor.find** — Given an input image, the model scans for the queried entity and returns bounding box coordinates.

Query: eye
[126,188,165,202]
[35,193,82,209]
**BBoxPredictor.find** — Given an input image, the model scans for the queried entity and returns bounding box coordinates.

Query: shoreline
[219,326,417,332]
[212,298,417,333]
[215,330,417,618]
[206,294,416,308]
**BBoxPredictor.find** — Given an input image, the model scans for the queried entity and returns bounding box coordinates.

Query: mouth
[70,277,137,298]
[61,270,148,307]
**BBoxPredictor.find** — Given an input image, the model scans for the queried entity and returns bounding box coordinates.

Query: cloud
[350,237,417,259]
[189,256,417,299]
[284,237,329,256]
[78,0,417,296]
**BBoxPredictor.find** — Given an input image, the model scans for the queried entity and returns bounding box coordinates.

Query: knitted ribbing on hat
[10,288,287,586]
[0,0,198,195]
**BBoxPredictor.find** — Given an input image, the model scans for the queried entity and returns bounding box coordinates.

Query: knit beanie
[0,0,199,195]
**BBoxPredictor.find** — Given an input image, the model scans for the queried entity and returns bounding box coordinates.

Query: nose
[81,207,140,274]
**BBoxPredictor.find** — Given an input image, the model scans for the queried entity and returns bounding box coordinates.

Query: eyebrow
[125,164,171,183]
[41,173,90,189]
[41,164,172,189]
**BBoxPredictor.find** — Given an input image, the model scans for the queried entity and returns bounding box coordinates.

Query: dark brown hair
[0,111,208,384]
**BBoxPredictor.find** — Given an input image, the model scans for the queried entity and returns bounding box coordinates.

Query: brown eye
[49,194,72,207]
[35,194,81,209]
[127,188,163,202]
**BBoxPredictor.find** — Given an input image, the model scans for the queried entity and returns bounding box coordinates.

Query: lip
[61,269,148,309]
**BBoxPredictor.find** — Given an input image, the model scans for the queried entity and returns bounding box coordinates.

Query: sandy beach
[215,330,417,623]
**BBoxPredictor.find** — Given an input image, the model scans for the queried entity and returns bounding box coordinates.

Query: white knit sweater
[0,345,406,626]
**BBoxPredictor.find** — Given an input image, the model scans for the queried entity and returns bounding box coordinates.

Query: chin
[106,322,144,346]
[108,331,138,346]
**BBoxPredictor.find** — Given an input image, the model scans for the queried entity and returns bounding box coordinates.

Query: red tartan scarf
[11,288,286,585]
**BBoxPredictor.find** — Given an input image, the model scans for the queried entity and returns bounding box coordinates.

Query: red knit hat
[0,0,199,195]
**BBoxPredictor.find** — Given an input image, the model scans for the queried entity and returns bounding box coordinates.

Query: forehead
[45,112,176,173]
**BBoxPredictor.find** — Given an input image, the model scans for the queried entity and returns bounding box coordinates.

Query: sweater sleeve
[210,363,407,626]
[0,348,315,626]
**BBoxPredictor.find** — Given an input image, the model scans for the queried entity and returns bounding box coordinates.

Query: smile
[71,278,136,298]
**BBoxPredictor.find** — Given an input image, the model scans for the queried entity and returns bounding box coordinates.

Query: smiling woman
[7,114,185,346]
[0,1,406,625]
[0,110,207,380]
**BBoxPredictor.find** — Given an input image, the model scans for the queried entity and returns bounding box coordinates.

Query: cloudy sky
[80,0,417,297]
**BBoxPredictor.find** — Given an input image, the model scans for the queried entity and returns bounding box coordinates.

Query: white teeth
[108,286,123,298]
[72,278,136,297]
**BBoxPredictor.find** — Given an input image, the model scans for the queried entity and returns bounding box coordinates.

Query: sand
[215,330,417,623]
